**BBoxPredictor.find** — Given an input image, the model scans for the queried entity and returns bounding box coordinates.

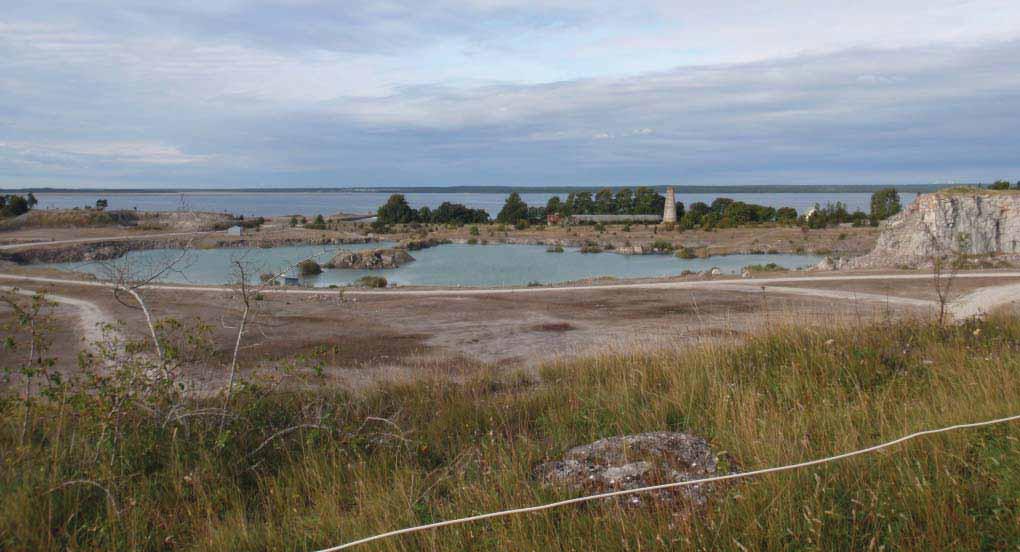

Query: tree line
[376,187,905,228]
[987,180,1020,190]
[376,195,490,225]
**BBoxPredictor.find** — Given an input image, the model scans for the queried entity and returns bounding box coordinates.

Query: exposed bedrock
[326,248,414,270]
[828,191,1020,270]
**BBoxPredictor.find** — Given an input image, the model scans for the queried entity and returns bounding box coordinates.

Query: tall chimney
[662,186,677,224]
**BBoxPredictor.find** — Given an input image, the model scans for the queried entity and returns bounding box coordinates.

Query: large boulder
[534,432,717,506]
[853,190,1020,269]
[327,248,414,269]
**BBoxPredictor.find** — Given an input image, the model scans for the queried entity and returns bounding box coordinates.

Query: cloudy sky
[2,1,1019,188]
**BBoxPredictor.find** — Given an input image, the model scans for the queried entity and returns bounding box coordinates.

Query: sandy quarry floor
[7,268,1008,393]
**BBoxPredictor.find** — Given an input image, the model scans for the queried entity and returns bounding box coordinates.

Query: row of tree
[0,193,38,218]
[987,180,1020,190]
[545,187,668,217]
[378,187,905,229]
[377,195,490,225]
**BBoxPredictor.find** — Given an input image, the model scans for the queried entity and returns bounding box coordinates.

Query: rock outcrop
[848,190,1020,269]
[400,238,448,251]
[534,432,717,506]
[326,248,414,269]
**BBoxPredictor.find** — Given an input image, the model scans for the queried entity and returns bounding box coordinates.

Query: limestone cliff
[851,190,1020,269]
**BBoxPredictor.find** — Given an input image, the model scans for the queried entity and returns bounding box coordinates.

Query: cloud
[0,2,1019,187]
[0,140,215,168]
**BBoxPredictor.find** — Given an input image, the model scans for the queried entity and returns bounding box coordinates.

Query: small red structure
[546,213,562,225]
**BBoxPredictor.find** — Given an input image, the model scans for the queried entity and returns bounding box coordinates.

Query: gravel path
[0,285,114,346]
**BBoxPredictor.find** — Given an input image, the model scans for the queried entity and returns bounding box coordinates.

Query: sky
[1,1,1019,189]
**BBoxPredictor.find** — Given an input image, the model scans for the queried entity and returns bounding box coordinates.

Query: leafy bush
[743,262,784,273]
[356,275,388,288]
[298,259,322,276]
[675,247,696,259]
[650,239,674,252]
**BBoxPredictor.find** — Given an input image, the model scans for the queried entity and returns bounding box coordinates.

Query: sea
[27,191,916,218]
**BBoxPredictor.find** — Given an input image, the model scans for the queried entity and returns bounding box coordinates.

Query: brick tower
[662,186,677,225]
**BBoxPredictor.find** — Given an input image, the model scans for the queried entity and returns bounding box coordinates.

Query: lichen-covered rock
[811,256,852,271]
[327,248,414,269]
[534,432,717,506]
[853,190,1020,269]
[400,238,448,251]
[617,245,646,255]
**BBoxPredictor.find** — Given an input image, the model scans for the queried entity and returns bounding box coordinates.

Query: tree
[722,201,756,226]
[681,202,711,229]
[545,196,562,215]
[496,192,529,224]
[26,192,37,208]
[710,197,734,215]
[417,206,433,223]
[430,202,488,224]
[304,214,326,229]
[989,180,1011,190]
[570,192,594,215]
[376,194,417,224]
[96,198,108,211]
[615,188,634,214]
[870,188,901,221]
[776,207,799,224]
[633,187,664,215]
[594,188,615,214]
[0,194,30,218]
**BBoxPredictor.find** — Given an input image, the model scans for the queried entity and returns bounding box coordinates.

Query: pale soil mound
[0,209,234,232]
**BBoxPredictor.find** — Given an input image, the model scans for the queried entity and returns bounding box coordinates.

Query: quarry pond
[49,243,823,287]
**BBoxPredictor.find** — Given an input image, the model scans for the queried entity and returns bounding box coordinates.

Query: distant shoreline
[0,184,955,194]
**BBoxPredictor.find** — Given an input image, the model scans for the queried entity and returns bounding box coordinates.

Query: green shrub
[650,239,674,252]
[743,262,784,273]
[675,247,697,259]
[298,259,322,276]
[356,275,388,288]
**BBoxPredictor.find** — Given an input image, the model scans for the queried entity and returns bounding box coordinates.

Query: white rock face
[853,191,1020,268]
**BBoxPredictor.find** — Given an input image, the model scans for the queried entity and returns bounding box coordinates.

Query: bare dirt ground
[0,273,951,392]
[766,273,1020,301]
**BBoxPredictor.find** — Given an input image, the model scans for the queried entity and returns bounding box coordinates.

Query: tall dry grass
[3,314,1020,550]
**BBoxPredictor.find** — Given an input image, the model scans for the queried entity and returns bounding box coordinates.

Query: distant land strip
[0,184,963,194]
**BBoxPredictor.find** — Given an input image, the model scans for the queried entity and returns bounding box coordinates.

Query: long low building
[567,214,662,223]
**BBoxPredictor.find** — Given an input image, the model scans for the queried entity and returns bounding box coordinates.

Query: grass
[4,313,1020,550]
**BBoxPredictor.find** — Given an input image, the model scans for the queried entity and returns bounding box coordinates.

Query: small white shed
[226,225,243,236]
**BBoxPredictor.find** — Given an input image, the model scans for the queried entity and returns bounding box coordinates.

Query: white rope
[316,412,1020,551]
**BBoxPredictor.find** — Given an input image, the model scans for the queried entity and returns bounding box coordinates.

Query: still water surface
[50,243,823,287]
